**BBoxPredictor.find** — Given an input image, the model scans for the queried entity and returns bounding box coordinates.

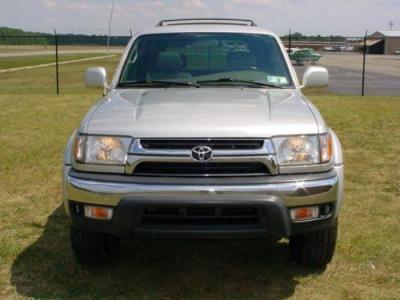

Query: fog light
[84,205,113,220]
[290,206,319,221]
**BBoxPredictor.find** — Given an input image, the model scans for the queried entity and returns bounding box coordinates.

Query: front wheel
[289,220,337,267]
[70,227,120,264]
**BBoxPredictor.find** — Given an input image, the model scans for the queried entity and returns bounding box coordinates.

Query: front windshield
[119,33,293,87]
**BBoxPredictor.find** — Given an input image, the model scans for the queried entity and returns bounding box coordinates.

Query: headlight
[74,135,132,165]
[273,134,332,166]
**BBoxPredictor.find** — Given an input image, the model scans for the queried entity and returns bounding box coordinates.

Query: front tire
[289,220,337,267]
[70,227,120,264]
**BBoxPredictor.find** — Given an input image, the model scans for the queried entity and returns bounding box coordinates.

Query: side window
[120,41,140,81]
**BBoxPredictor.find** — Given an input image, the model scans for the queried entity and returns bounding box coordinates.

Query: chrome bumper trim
[65,169,338,208]
[69,176,337,196]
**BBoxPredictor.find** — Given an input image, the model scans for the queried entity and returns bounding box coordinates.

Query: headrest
[156,52,184,72]
[227,51,257,68]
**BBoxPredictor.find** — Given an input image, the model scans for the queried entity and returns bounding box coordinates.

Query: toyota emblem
[191,146,213,162]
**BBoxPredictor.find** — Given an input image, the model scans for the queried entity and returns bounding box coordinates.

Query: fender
[64,130,77,166]
[330,128,344,217]
[330,129,344,166]
[63,130,77,217]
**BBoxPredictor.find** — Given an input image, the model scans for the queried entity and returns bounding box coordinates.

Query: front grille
[133,162,270,177]
[140,139,264,150]
[140,206,261,228]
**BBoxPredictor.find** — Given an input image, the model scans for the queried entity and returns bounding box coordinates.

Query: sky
[1,0,399,36]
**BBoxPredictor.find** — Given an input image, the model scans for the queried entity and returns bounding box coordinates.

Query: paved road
[320,53,400,77]
[295,63,400,96]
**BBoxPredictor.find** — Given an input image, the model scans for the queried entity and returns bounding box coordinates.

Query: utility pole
[107,0,115,54]
[389,21,394,31]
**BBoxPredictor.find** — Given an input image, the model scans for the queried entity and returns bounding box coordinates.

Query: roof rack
[157,18,257,27]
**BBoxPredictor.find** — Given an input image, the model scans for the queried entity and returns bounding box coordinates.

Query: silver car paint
[64,23,344,215]
[82,26,322,138]
[79,88,327,138]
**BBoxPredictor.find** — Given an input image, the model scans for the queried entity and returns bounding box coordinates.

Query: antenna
[107,0,115,54]
[389,21,394,31]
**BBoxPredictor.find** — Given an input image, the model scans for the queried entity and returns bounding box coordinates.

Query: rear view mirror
[85,67,107,88]
[302,66,329,88]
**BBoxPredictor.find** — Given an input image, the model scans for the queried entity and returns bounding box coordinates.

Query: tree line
[0,27,130,46]
[1,27,348,45]
[281,32,347,42]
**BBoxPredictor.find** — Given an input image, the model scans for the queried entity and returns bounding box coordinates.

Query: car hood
[82,88,322,138]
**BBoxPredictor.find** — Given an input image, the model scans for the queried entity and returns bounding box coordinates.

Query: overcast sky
[1,0,399,36]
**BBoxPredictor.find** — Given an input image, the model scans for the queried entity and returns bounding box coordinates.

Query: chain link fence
[0,34,130,95]
[281,31,400,96]
[1,32,399,96]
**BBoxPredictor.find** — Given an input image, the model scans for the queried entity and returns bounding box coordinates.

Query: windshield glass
[119,33,293,87]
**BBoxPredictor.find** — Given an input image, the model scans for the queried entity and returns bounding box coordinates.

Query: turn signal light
[84,205,113,220]
[290,206,319,221]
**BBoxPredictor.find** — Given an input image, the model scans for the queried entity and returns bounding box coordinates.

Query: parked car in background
[322,46,336,52]
[63,18,343,267]
[289,48,322,65]
[285,47,301,54]
[339,46,354,52]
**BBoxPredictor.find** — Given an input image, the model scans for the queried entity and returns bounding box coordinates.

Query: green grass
[0,57,399,299]
[0,53,111,70]
[0,55,118,95]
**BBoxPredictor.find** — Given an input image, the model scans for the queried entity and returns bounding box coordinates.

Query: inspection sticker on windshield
[267,76,288,85]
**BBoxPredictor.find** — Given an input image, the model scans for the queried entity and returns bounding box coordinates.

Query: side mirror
[302,66,329,88]
[85,67,107,88]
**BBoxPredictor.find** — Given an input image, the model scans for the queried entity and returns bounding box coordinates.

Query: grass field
[0,53,113,70]
[0,56,399,299]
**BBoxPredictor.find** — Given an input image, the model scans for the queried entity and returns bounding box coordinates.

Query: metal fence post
[361,30,367,96]
[54,29,60,95]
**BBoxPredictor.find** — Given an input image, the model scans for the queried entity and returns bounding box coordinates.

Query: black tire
[289,220,337,267]
[70,227,120,264]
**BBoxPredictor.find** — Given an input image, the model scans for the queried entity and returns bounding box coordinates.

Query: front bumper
[63,165,343,239]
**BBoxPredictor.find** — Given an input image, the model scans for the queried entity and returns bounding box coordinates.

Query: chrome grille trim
[129,139,275,157]
[140,139,264,150]
[126,139,279,176]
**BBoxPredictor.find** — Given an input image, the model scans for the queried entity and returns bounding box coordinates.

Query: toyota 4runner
[63,19,344,267]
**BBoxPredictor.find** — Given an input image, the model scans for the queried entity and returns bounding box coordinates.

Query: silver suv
[63,19,343,267]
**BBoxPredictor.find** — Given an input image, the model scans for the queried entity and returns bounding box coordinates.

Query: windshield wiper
[197,78,284,89]
[118,80,200,88]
